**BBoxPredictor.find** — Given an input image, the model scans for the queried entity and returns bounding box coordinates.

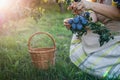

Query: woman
[64,0,120,78]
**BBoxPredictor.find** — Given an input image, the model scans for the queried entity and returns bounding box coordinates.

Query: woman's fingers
[76,0,90,11]
[64,18,72,22]
[64,23,71,30]
[63,18,72,30]
[67,1,86,15]
[66,25,71,30]
[77,2,84,10]
[63,19,69,23]
[72,1,84,14]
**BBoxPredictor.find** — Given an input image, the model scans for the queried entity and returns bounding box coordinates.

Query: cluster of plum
[68,15,88,33]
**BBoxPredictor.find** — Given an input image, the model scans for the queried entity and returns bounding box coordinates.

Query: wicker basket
[28,32,56,69]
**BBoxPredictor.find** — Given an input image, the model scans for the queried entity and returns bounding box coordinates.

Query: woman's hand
[67,2,84,15]
[67,1,92,15]
[76,0,91,11]
[63,18,72,30]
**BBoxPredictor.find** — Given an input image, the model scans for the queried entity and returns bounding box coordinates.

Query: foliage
[88,22,114,46]
[30,7,45,23]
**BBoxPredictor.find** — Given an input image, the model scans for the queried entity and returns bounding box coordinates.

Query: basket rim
[28,32,56,51]
[29,47,55,50]
[28,47,56,54]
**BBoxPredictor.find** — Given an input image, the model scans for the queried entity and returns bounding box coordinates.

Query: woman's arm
[77,0,120,20]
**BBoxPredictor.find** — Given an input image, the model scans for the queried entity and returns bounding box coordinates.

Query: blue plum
[68,19,73,25]
[73,16,80,24]
[71,23,77,30]
[76,23,83,30]
[79,16,88,25]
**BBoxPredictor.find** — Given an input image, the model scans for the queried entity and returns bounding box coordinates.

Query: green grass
[0,3,119,80]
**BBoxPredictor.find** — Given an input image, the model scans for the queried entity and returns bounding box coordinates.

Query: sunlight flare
[0,0,12,9]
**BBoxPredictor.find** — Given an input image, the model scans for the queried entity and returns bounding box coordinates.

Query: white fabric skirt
[70,31,120,78]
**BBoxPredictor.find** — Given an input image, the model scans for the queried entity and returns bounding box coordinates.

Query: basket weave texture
[28,32,56,69]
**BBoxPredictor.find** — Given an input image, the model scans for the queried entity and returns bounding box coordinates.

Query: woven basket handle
[28,32,56,50]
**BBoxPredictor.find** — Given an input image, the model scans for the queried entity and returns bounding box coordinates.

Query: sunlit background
[0,0,20,26]
[0,0,12,9]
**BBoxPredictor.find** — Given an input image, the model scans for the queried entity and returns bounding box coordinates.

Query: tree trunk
[58,2,65,13]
